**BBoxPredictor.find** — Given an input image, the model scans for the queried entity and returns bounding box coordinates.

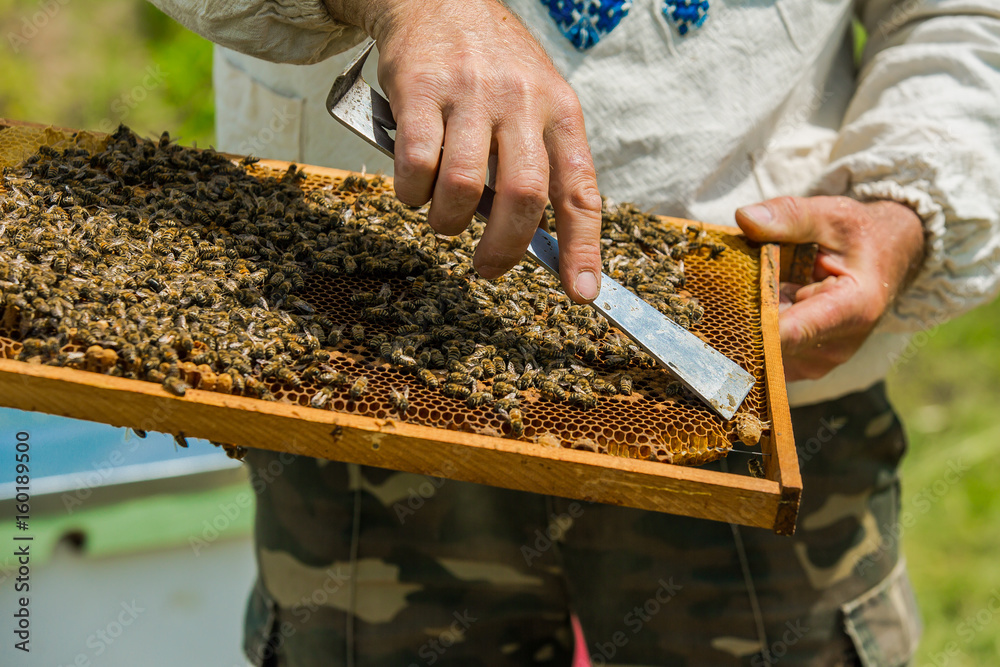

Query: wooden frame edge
[0,358,783,529]
[759,244,802,535]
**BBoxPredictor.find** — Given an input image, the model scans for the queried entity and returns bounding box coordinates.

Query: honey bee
[540,380,568,402]
[310,387,334,409]
[442,382,472,400]
[350,324,365,344]
[163,375,189,396]
[493,394,519,413]
[748,458,766,479]
[569,391,598,410]
[507,408,524,437]
[76,329,98,346]
[349,375,368,399]
[318,370,349,386]
[229,371,245,395]
[590,378,616,395]
[619,374,633,396]
[244,376,270,399]
[517,367,538,390]
[447,370,475,387]
[417,368,440,389]
[466,391,493,408]
[327,325,344,346]
[390,386,410,414]
[662,381,683,398]
[275,367,301,388]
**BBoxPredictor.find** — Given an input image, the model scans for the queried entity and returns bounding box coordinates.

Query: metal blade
[525,229,754,419]
[327,41,396,159]
[327,40,755,419]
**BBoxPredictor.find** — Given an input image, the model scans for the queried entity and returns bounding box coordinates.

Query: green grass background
[2,3,998,664]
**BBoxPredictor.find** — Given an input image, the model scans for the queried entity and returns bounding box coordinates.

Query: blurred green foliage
[888,297,1000,666]
[0,0,214,145]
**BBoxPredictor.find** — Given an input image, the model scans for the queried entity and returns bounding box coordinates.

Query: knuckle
[474,244,519,275]
[438,168,485,201]
[512,75,545,103]
[394,129,440,183]
[550,88,585,122]
[563,181,603,216]
[404,68,450,93]
[489,71,545,110]
[395,147,438,181]
[501,176,548,215]
[771,196,804,221]
[568,235,603,260]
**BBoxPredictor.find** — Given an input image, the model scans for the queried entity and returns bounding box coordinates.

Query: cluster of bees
[0,125,729,449]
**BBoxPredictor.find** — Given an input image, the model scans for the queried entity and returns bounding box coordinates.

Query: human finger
[391,98,445,207]
[474,119,550,279]
[426,109,492,236]
[543,97,603,303]
[735,196,847,251]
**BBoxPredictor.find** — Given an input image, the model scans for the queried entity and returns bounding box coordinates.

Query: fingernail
[575,270,600,301]
[476,264,501,279]
[740,204,772,226]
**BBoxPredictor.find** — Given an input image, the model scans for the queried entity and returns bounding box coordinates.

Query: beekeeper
[151,1,1000,665]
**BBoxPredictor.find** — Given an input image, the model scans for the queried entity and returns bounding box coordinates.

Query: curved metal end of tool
[326,39,377,113]
[327,39,396,159]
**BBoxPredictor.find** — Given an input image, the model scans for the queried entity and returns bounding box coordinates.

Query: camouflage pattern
[242,382,921,666]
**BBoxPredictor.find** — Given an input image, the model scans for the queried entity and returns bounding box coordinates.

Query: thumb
[735,196,842,249]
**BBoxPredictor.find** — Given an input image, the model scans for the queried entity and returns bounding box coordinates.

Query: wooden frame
[0,120,802,534]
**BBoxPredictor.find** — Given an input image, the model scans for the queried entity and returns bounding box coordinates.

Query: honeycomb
[0,123,768,467]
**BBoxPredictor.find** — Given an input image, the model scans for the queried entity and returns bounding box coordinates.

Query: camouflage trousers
[242,382,922,666]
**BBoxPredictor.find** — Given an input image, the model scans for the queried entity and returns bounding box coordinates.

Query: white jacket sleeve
[812,0,1000,333]
[148,0,366,65]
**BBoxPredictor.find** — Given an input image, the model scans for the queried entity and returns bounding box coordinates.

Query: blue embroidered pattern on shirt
[541,0,633,51]
[662,0,709,35]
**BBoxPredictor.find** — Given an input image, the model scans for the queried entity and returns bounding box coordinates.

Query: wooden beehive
[0,120,801,534]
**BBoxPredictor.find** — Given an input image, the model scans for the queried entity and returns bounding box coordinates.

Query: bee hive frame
[0,120,801,534]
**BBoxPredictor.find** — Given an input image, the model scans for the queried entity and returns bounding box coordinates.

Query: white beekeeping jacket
[151,0,1000,407]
